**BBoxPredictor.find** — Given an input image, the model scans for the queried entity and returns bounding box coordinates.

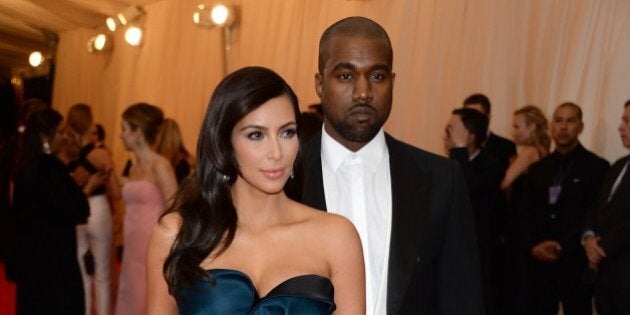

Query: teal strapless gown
[178,269,336,315]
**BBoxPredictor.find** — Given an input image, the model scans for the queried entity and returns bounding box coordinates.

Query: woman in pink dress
[116,103,177,315]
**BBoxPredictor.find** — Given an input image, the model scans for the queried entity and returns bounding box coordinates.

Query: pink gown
[115,180,165,315]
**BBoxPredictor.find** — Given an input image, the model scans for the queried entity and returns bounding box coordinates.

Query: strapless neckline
[177,268,336,314]
[207,268,330,300]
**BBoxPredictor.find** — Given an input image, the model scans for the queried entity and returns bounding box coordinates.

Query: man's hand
[583,235,606,264]
[531,240,562,263]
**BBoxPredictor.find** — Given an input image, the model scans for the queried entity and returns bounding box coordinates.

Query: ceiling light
[193,3,236,28]
[106,17,117,31]
[29,51,44,67]
[125,27,143,46]
[105,6,144,33]
[87,33,112,53]
[211,5,230,25]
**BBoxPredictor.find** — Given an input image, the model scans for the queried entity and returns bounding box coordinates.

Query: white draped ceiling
[49,0,630,172]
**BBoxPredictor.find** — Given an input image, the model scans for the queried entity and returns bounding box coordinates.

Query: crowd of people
[0,16,629,315]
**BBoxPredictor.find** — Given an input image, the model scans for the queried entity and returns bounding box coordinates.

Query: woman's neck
[134,144,155,166]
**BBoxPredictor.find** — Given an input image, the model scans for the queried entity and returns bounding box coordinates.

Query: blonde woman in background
[116,103,177,315]
[66,104,121,315]
[154,118,195,184]
[501,105,551,190]
[502,105,551,315]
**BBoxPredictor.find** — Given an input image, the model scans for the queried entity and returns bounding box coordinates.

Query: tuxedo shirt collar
[321,125,387,172]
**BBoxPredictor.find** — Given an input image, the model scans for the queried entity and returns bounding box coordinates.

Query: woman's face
[120,121,140,151]
[231,95,299,195]
[511,113,534,145]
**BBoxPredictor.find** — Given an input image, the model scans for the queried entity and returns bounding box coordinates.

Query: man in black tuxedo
[445,108,504,315]
[583,99,630,315]
[463,93,516,170]
[288,16,483,315]
[521,102,609,315]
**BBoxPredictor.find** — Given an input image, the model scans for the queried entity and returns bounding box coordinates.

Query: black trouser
[594,283,630,315]
[525,257,592,315]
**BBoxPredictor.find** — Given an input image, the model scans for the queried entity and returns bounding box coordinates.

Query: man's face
[619,105,630,150]
[315,35,394,151]
[550,106,583,152]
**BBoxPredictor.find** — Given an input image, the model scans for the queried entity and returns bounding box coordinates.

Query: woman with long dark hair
[12,108,106,314]
[146,67,365,314]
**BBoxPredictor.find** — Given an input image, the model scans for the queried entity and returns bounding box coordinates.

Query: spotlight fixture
[105,6,145,32]
[106,17,117,31]
[193,3,239,76]
[87,33,112,53]
[29,51,44,67]
[125,26,143,46]
[193,3,236,28]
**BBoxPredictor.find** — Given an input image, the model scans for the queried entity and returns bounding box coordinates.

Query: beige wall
[52,0,630,173]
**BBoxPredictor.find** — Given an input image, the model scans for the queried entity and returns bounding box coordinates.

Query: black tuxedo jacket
[521,144,609,256]
[288,132,484,315]
[484,132,516,171]
[449,148,504,245]
[585,155,630,287]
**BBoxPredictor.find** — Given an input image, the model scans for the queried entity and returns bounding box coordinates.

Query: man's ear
[315,73,323,99]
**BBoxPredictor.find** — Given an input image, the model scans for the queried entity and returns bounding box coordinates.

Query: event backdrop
[51,0,630,172]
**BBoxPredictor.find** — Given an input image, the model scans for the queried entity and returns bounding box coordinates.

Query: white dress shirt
[321,127,392,315]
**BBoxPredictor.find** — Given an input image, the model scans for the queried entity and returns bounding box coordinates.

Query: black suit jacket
[289,132,484,315]
[521,144,609,258]
[585,155,630,287]
[484,132,516,171]
[449,148,504,245]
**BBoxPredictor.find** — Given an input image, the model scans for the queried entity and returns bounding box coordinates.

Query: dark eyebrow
[331,62,391,73]
[238,121,296,132]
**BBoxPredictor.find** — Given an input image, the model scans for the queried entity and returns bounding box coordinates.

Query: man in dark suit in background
[444,108,504,315]
[521,102,609,315]
[288,16,483,315]
[583,99,630,315]
[463,93,516,170]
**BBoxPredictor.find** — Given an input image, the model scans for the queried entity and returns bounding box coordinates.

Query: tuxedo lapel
[301,132,327,211]
[385,135,432,314]
[607,156,630,204]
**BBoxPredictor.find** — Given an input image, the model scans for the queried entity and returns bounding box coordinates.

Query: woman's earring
[222,174,230,182]
[290,171,294,179]
[42,139,51,154]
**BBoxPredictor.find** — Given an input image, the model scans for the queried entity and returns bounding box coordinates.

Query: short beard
[329,117,384,143]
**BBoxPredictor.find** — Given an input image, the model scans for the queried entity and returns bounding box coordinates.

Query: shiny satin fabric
[178,269,336,315]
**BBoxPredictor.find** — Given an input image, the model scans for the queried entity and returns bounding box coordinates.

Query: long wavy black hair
[162,66,300,297]
[14,108,63,174]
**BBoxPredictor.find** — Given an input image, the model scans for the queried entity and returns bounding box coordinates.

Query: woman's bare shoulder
[154,212,182,239]
[290,201,359,241]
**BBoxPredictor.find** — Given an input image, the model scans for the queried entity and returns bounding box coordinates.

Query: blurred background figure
[299,111,323,144]
[65,104,120,315]
[0,98,48,278]
[502,105,551,191]
[116,103,177,315]
[12,108,106,314]
[87,123,106,148]
[444,108,504,315]
[463,93,517,171]
[503,104,551,315]
[155,118,195,184]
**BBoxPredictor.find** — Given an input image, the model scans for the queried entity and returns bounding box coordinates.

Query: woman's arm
[146,213,180,315]
[326,215,366,315]
[501,146,539,190]
[88,147,122,200]
[154,155,178,208]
